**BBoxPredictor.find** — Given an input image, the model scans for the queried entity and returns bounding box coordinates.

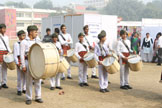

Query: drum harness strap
[79,41,88,51]
[60,34,66,41]
[98,43,107,58]
[84,36,92,49]
[0,35,9,52]
[122,40,131,54]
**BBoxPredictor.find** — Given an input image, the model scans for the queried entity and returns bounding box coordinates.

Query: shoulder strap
[0,36,9,52]
[60,34,66,41]
[85,36,91,47]
[122,40,131,53]
[98,43,107,56]
[79,41,88,51]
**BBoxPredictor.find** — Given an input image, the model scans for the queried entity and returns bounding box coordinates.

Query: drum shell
[128,61,142,71]
[103,58,120,74]
[68,54,78,63]
[58,58,70,73]
[67,49,78,63]
[128,55,142,72]
[28,43,60,79]
[6,62,16,70]
[85,59,97,68]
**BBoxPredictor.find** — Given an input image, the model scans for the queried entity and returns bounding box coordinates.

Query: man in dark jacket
[42,28,52,42]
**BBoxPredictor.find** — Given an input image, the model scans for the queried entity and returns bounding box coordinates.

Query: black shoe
[125,85,133,89]
[50,87,55,90]
[108,81,111,84]
[83,83,89,86]
[61,77,65,80]
[87,75,89,79]
[17,91,22,96]
[100,89,105,93]
[41,81,44,85]
[56,86,63,90]
[120,86,128,90]
[22,90,26,94]
[104,89,110,92]
[26,100,32,105]
[79,83,84,87]
[67,76,73,79]
[157,64,161,66]
[35,99,43,103]
[2,84,8,88]
[91,75,98,79]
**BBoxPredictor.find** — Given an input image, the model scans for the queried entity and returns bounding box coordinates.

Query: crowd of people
[0,23,162,105]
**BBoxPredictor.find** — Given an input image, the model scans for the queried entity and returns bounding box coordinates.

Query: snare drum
[83,52,97,68]
[58,57,70,73]
[102,57,120,74]
[3,54,16,70]
[67,49,78,63]
[128,55,142,72]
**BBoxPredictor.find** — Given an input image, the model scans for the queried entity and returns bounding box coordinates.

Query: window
[25,13,32,18]
[17,23,24,27]
[16,12,24,17]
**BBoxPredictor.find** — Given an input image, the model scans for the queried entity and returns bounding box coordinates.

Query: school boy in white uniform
[20,25,43,105]
[50,33,63,90]
[95,30,110,93]
[75,33,89,87]
[14,30,26,95]
[0,24,12,89]
[83,25,98,79]
[58,24,73,80]
[117,30,135,90]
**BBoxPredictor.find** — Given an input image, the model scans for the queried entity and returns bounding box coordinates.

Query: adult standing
[142,33,153,62]
[59,24,73,80]
[131,32,141,54]
[42,28,52,42]
[157,33,162,66]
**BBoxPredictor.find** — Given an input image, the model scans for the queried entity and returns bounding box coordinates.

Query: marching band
[0,23,146,105]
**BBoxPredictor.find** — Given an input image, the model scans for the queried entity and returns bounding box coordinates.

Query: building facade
[0,7,66,39]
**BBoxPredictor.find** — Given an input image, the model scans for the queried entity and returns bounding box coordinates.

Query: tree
[101,0,145,21]
[6,1,30,8]
[34,0,53,9]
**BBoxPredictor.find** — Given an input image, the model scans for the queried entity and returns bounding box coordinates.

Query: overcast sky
[0,0,83,6]
[0,0,154,6]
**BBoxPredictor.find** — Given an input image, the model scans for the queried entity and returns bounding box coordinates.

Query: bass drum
[58,57,70,73]
[128,55,142,72]
[28,42,60,79]
[84,52,97,68]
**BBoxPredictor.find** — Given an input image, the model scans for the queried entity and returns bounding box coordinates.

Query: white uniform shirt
[13,41,21,65]
[58,33,73,46]
[94,43,109,62]
[158,36,162,48]
[0,33,12,53]
[117,39,132,58]
[20,36,40,68]
[75,41,89,59]
[53,41,63,56]
[84,34,96,48]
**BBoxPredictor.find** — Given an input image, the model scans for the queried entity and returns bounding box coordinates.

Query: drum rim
[102,57,115,66]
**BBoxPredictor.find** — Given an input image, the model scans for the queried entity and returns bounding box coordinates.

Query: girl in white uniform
[95,30,111,93]
[75,33,89,87]
[50,33,63,90]
[13,30,26,96]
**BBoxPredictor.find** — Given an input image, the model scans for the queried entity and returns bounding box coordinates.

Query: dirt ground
[0,63,162,108]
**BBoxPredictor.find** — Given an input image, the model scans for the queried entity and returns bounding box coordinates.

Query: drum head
[102,57,115,66]
[84,52,94,61]
[3,54,14,63]
[29,44,45,79]
[67,49,75,57]
[128,55,141,64]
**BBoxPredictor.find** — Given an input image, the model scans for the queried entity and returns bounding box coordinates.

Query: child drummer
[50,33,63,90]
[13,30,26,96]
[95,30,111,93]
[75,33,89,87]
[117,30,135,90]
